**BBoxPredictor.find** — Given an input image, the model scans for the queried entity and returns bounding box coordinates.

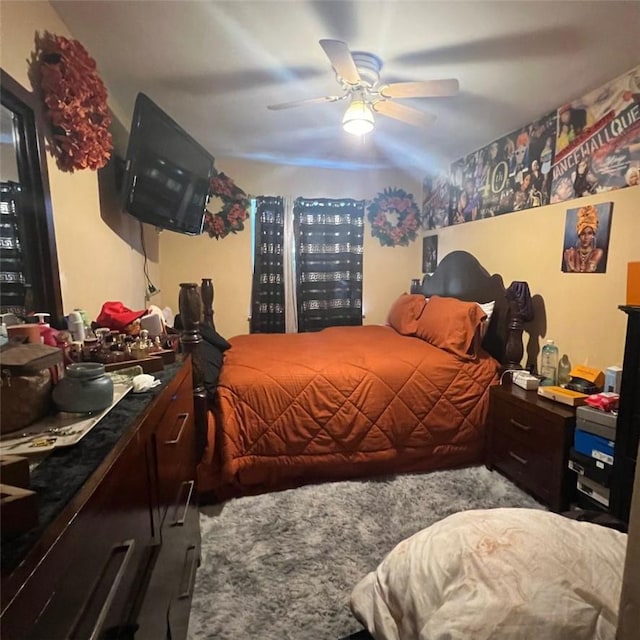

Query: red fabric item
[96,301,147,331]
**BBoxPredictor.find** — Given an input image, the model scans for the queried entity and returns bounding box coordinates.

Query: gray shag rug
[187,466,543,640]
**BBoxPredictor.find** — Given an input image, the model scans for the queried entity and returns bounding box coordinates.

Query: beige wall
[3,0,637,370]
[432,185,640,372]
[158,157,422,338]
[159,154,640,372]
[0,1,157,321]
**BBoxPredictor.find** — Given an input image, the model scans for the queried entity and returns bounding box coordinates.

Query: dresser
[0,357,199,640]
[610,306,640,523]
[487,382,577,511]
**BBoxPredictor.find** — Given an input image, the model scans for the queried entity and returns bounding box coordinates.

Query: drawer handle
[509,418,532,432]
[165,412,189,445]
[508,451,528,466]
[172,479,195,526]
[178,544,198,600]
[70,539,136,640]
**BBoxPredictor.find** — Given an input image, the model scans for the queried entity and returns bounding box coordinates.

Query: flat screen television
[121,93,215,235]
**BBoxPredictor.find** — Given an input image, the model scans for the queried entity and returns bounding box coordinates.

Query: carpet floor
[187,466,543,640]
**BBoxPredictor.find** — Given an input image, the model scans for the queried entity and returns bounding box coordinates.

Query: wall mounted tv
[121,93,215,235]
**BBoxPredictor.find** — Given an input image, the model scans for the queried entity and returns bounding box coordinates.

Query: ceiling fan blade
[319,39,361,85]
[267,95,346,110]
[379,79,459,99]
[372,101,437,128]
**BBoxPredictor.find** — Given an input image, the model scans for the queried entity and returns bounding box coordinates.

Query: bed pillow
[478,300,495,340]
[350,508,626,640]
[415,295,486,358]
[387,294,428,336]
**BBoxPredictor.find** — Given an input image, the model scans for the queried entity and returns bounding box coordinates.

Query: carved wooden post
[178,282,207,459]
[201,278,214,328]
[179,283,202,348]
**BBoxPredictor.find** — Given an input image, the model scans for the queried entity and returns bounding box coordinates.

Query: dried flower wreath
[367,187,421,247]
[203,171,250,239]
[37,32,112,171]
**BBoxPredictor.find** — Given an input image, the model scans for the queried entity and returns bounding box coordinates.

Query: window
[250,196,364,333]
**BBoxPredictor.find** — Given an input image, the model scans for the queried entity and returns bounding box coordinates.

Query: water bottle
[540,340,559,386]
[557,355,571,387]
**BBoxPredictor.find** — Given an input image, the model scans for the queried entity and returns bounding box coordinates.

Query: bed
[184,251,512,499]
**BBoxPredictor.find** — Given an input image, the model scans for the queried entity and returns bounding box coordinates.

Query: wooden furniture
[487,383,576,511]
[421,250,510,364]
[610,306,640,523]
[0,357,199,640]
[178,281,209,460]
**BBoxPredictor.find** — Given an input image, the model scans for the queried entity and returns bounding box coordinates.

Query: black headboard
[421,251,508,364]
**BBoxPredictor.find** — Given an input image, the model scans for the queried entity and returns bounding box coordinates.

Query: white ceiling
[51,1,640,173]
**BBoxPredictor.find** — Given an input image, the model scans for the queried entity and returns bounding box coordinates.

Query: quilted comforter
[200,325,500,495]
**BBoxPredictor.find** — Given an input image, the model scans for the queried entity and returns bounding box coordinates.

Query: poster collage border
[422,65,640,230]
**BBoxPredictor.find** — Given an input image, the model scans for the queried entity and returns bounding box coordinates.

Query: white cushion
[478,300,495,339]
[350,508,626,640]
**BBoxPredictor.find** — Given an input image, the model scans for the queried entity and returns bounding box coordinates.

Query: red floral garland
[203,172,250,239]
[37,32,112,171]
[367,187,421,247]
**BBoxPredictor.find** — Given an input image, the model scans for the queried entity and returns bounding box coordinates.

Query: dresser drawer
[490,430,553,504]
[154,368,196,525]
[492,396,565,455]
[137,477,200,639]
[1,433,154,640]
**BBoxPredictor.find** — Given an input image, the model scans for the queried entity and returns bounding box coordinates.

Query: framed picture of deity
[561,202,613,273]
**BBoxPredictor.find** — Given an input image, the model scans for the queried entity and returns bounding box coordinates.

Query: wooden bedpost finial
[201,278,215,328]
[178,282,202,349]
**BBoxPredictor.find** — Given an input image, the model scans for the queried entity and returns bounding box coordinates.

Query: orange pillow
[387,294,428,335]
[415,295,487,359]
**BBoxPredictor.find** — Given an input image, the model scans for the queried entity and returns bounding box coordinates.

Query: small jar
[53,362,114,413]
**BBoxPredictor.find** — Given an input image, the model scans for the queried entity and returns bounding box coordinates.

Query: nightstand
[486,383,577,511]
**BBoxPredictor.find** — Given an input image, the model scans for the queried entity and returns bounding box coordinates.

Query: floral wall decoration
[367,187,420,247]
[36,31,113,171]
[203,171,250,240]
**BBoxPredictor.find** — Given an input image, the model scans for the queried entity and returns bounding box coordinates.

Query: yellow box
[538,386,588,407]
[570,364,605,388]
[628,262,640,306]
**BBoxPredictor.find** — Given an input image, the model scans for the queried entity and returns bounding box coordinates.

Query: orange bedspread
[199,325,500,496]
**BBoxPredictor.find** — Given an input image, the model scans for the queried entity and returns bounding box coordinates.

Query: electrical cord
[499,368,522,384]
[139,221,158,298]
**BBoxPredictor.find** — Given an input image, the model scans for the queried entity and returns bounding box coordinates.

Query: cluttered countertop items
[1,360,186,571]
[0,380,132,457]
[0,301,181,541]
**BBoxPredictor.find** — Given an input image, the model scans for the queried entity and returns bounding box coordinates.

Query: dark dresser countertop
[1,360,185,572]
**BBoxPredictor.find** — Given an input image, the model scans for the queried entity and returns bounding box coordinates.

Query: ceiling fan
[267,39,459,135]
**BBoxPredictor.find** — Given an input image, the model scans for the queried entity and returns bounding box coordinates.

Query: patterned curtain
[250,196,285,333]
[0,182,28,316]
[294,198,364,332]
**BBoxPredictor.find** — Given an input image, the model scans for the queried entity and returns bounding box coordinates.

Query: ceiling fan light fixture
[342,99,374,136]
